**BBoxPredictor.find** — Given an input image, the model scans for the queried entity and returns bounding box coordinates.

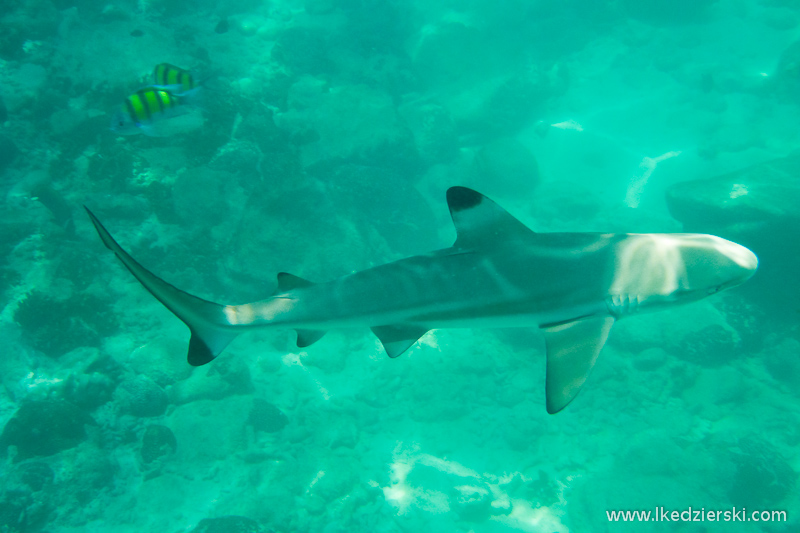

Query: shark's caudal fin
[85,208,237,366]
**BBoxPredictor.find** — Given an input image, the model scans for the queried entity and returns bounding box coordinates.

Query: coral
[63,371,116,410]
[623,0,717,25]
[763,338,800,386]
[13,290,117,358]
[400,102,458,165]
[272,26,333,76]
[114,376,169,418]
[172,168,236,227]
[676,324,738,366]
[248,399,288,434]
[727,437,795,507]
[0,400,95,462]
[0,134,18,172]
[191,515,262,533]
[473,137,540,199]
[58,447,117,506]
[16,462,54,492]
[141,425,177,464]
[0,490,35,532]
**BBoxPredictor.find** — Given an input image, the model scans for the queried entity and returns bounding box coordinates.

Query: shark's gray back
[269,232,621,330]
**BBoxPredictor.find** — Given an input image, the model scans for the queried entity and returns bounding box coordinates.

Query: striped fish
[111,85,201,137]
[153,63,194,92]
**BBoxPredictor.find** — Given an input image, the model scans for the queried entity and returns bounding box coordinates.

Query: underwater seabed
[1,290,798,532]
[1,0,800,530]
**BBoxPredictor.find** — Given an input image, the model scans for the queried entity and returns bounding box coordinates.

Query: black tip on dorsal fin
[446,186,484,213]
[276,272,315,292]
[445,187,534,249]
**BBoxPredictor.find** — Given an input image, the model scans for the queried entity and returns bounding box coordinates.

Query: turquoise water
[1,0,799,531]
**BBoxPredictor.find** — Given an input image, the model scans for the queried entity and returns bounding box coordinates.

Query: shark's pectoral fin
[542,315,615,414]
[371,325,429,358]
[296,329,326,348]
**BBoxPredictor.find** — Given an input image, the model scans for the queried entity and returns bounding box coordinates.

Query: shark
[85,187,758,413]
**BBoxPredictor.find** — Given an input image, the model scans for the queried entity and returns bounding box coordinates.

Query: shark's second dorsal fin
[541,316,615,414]
[371,325,429,358]
[446,187,535,249]
[296,329,326,348]
[276,272,314,292]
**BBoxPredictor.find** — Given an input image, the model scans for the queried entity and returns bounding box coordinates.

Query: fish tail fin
[176,86,204,108]
[146,84,205,108]
[85,207,237,365]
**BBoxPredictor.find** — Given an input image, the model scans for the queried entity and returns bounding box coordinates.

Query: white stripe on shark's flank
[610,234,687,300]
[86,187,758,413]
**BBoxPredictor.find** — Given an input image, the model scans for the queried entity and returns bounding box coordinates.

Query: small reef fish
[86,187,758,413]
[153,63,195,92]
[110,85,202,137]
[111,63,203,137]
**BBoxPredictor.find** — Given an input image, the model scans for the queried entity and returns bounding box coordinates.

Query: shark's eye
[707,286,720,295]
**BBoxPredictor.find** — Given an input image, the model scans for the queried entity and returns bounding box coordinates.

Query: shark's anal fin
[542,316,615,414]
[371,325,429,358]
[296,329,326,348]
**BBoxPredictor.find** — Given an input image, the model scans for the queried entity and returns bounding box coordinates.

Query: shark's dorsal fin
[371,325,429,358]
[446,187,535,249]
[542,315,615,414]
[296,329,326,348]
[276,272,314,292]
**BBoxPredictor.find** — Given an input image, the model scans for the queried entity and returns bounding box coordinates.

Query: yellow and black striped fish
[153,63,194,92]
[125,87,180,123]
[111,86,201,136]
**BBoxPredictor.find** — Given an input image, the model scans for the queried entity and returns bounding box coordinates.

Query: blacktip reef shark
[85,187,758,413]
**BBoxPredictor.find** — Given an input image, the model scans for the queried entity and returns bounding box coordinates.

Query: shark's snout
[726,240,758,280]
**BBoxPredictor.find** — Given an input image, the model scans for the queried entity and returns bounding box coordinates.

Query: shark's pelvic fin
[85,207,237,366]
[446,187,535,249]
[296,329,326,348]
[371,325,429,358]
[276,272,315,292]
[542,315,615,414]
